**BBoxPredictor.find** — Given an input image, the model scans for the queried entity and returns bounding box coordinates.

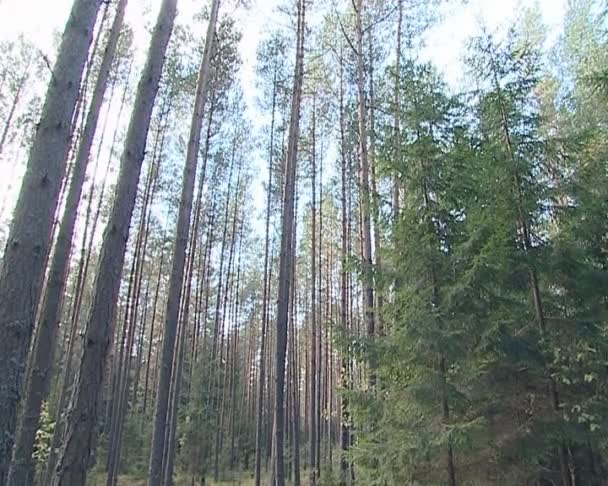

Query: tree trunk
[42,66,132,481]
[309,94,318,486]
[353,0,375,350]
[0,2,103,482]
[9,5,127,483]
[338,44,351,486]
[148,2,219,484]
[392,0,403,223]
[493,71,573,486]
[143,246,166,417]
[274,1,305,484]
[367,31,383,335]
[50,1,178,483]
[106,165,156,486]
[255,67,277,486]
[289,225,301,486]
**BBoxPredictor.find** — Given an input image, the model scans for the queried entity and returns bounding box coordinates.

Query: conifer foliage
[0,0,607,485]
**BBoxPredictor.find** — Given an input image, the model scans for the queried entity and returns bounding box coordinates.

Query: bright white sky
[0,0,567,102]
[0,0,567,235]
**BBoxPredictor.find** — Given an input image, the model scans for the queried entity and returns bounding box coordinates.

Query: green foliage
[33,401,54,479]
[351,11,608,483]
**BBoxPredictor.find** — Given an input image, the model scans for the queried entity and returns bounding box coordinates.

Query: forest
[0,0,607,485]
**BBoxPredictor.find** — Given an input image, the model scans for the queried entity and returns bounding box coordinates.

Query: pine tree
[7,4,129,484]
[50,1,178,483]
[147,2,220,484]
[0,2,103,482]
[274,1,306,484]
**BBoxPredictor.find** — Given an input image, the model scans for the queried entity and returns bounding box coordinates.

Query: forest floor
[88,472,273,485]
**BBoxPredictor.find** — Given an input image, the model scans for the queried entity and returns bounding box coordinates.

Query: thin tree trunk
[162,292,188,486]
[254,66,277,486]
[289,209,301,486]
[338,45,351,486]
[274,1,305,484]
[353,0,375,352]
[213,182,242,481]
[367,31,383,334]
[316,138,323,474]
[143,247,166,417]
[440,355,456,486]
[148,2,219,483]
[50,2,178,483]
[163,174,213,485]
[309,94,318,486]
[107,168,155,485]
[392,0,403,223]
[210,151,236,366]
[132,281,150,409]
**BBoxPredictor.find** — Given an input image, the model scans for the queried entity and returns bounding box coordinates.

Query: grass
[88,471,270,486]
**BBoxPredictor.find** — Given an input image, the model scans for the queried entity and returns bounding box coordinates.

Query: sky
[0,0,568,92]
[0,0,568,234]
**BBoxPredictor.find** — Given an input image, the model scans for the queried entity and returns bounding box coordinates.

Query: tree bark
[367,31,383,335]
[353,0,375,349]
[255,66,277,486]
[50,1,178,483]
[0,2,103,482]
[148,2,219,484]
[6,5,127,485]
[274,1,305,484]
[106,163,156,486]
[309,94,318,486]
[42,65,132,481]
[338,44,351,486]
[392,0,403,223]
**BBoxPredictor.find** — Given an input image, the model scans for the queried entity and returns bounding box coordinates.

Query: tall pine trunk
[50,1,178,483]
[0,2,103,482]
[392,0,403,223]
[255,66,277,486]
[274,1,305,484]
[6,4,128,484]
[148,2,220,484]
[353,0,375,349]
[309,94,318,486]
[338,45,351,486]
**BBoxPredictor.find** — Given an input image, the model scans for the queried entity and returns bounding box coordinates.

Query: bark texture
[50,1,178,483]
[0,1,103,483]
[274,1,305,484]
[6,3,127,484]
[147,2,219,484]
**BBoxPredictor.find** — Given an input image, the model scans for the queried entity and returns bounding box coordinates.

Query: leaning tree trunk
[50,1,178,484]
[0,2,103,482]
[274,1,305,485]
[6,4,128,485]
[42,71,131,481]
[148,1,220,484]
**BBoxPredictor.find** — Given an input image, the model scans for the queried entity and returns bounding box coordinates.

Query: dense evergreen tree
[1,1,607,485]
